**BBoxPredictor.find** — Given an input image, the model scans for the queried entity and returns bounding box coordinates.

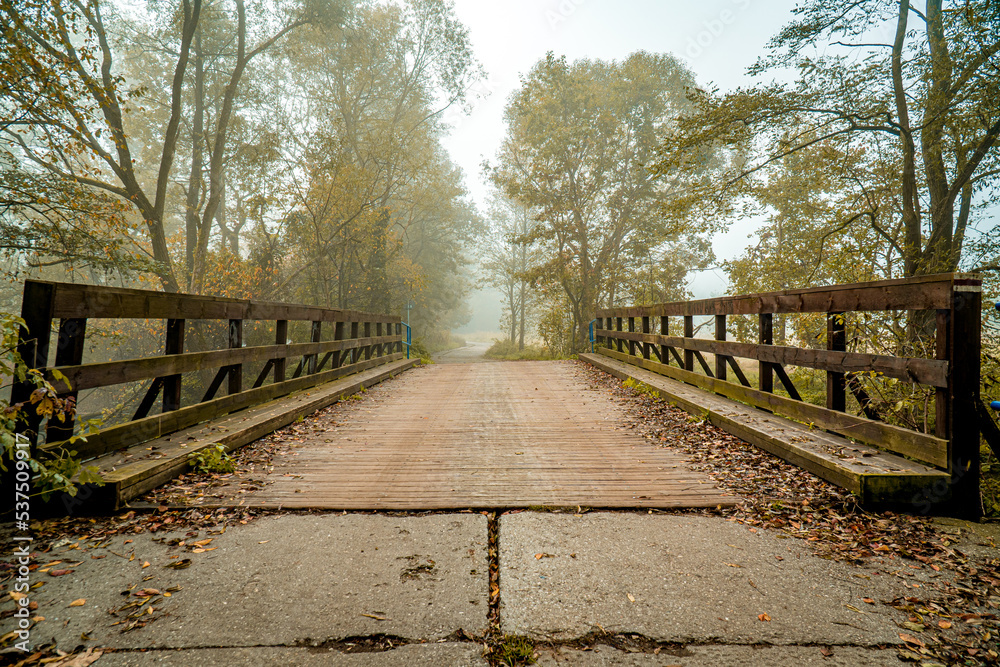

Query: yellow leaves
[758,613,771,622]
[68,599,86,607]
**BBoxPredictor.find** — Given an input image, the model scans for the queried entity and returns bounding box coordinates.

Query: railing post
[714,315,727,381]
[274,320,288,382]
[229,319,243,394]
[363,321,372,360]
[759,313,773,393]
[376,322,383,358]
[660,316,669,366]
[605,317,613,350]
[45,317,88,442]
[350,321,360,364]
[683,315,694,372]
[627,316,636,357]
[12,281,55,448]
[826,313,846,411]
[641,316,651,360]
[307,321,321,374]
[615,317,623,354]
[161,319,185,413]
[937,276,982,517]
[333,320,345,368]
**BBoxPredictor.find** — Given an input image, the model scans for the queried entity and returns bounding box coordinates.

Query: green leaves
[491,51,713,351]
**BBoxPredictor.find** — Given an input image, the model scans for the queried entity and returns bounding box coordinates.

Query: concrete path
[502,513,910,665]
[10,514,488,665]
[433,341,491,363]
[5,510,937,665]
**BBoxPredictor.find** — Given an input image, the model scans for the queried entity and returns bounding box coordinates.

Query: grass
[484,339,565,361]
[982,444,1000,518]
[491,634,536,666]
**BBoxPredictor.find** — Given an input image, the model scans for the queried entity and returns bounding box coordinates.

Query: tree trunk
[185,27,205,281]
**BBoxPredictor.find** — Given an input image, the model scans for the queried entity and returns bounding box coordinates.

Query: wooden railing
[12,280,404,461]
[595,273,982,507]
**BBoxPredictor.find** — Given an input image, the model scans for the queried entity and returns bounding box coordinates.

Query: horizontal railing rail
[13,280,404,460]
[594,273,982,511]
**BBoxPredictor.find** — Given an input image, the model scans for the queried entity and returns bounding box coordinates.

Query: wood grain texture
[581,353,949,504]
[596,273,981,318]
[594,347,948,469]
[241,361,735,510]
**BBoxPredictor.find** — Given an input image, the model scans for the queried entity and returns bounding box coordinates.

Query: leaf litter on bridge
[575,360,999,666]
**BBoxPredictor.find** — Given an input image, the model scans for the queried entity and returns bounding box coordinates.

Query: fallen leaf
[165,559,192,569]
[758,613,771,622]
[898,633,925,647]
[142,561,150,569]
[49,569,74,577]
[862,598,875,605]
[938,620,952,629]
[68,599,86,607]
[48,648,103,667]
[361,613,388,621]
[192,539,212,547]
[627,593,636,602]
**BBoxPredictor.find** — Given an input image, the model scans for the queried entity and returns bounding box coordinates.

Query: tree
[652,0,1000,280]
[267,0,483,330]
[479,195,540,350]
[0,0,340,293]
[489,51,714,351]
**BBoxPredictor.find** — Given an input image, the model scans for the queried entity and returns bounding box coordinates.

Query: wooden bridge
[8,274,988,517]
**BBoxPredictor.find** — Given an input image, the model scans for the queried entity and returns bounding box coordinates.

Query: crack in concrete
[94,631,482,655]
[533,630,900,655]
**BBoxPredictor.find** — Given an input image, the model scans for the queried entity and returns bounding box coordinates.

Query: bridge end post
[935,275,983,519]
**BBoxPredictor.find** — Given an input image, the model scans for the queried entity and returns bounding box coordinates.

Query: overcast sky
[441,0,802,330]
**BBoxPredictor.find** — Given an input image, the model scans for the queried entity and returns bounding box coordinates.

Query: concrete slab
[535,644,905,666]
[96,642,487,666]
[11,514,487,651]
[500,512,910,645]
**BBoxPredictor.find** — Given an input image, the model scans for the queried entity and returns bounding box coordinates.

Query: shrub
[0,312,103,501]
[187,445,236,474]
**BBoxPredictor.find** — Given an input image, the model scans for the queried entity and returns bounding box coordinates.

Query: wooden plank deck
[236,360,735,509]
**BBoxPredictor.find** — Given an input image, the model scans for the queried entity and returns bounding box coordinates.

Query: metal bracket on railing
[588,319,598,353]
[402,323,412,359]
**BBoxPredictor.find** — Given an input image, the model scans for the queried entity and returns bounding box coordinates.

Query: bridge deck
[233,360,734,509]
